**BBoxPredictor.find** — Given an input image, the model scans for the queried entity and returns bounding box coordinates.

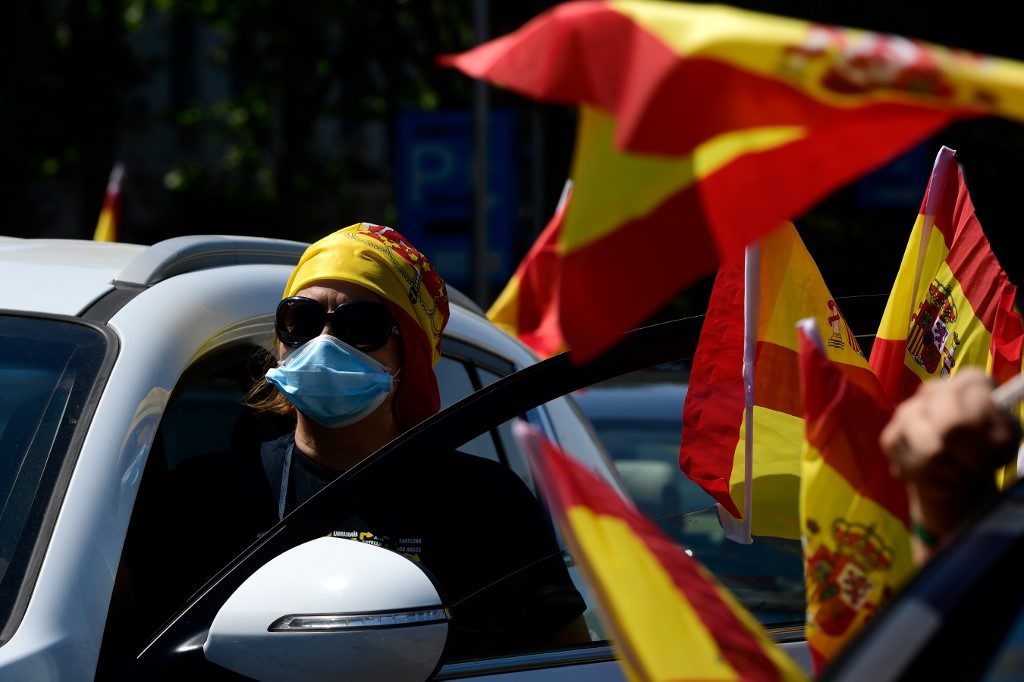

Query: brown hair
[244,339,297,418]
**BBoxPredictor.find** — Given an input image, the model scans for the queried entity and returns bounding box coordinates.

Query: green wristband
[911,519,939,547]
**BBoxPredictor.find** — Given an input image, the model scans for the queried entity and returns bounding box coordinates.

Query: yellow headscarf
[284,223,450,427]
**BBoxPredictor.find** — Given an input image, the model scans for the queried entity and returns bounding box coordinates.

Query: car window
[435,355,500,462]
[116,340,606,675]
[445,377,803,664]
[158,346,284,471]
[436,355,477,409]
[428,360,803,670]
[0,315,111,639]
[115,336,526,658]
[575,367,804,629]
[130,316,797,679]
[105,343,275,663]
[434,337,518,465]
[438,428,609,659]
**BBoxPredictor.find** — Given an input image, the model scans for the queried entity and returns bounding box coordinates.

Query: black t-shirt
[144,434,587,659]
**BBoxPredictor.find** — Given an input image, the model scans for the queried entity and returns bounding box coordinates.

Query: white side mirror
[204,537,449,681]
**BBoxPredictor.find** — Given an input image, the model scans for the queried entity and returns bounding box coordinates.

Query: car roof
[0,234,488,320]
[0,237,148,315]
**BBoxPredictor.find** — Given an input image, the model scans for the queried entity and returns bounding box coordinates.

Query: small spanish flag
[680,223,873,542]
[94,162,125,242]
[871,146,1024,400]
[796,319,913,674]
[870,146,1024,486]
[516,420,809,682]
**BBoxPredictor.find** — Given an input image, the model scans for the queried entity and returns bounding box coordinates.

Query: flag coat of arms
[679,222,873,540]
[515,420,809,682]
[797,320,913,674]
[443,0,1024,361]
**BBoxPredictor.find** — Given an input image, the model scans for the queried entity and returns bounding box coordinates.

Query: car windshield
[0,315,109,632]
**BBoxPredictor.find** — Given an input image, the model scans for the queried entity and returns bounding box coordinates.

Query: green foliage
[3,0,1022,309]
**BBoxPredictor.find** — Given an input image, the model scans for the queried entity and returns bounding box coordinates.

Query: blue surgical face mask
[265,335,394,428]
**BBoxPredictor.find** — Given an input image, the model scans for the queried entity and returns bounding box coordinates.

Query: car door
[120,315,807,679]
[99,315,603,676]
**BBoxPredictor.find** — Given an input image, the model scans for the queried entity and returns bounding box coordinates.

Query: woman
[167,223,588,659]
[249,221,452,515]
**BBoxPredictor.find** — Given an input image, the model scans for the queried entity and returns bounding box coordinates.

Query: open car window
[127,314,806,677]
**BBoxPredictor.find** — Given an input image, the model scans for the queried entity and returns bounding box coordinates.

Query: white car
[0,234,809,680]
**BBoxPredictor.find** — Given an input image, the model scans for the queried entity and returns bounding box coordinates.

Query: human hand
[880,367,1022,560]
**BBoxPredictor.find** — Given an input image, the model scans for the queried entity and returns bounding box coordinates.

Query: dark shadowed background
[2,0,1021,321]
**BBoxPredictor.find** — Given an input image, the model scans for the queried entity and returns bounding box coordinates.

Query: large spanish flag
[94,162,125,242]
[516,420,808,682]
[487,180,572,358]
[442,0,1024,362]
[797,320,913,674]
[869,146,1024,483]
[679,223,872,540]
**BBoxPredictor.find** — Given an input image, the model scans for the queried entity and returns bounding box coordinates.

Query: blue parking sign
[395,109,518,291]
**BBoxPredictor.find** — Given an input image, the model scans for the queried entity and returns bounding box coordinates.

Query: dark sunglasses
[275,296,400,350]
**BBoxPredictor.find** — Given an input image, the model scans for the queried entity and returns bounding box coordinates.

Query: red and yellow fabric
[869,147,1024,485]
[516,420,808,682]
[680,223,874,539]
[285,223,451,429]
[442,0,1024,362]
[487,182,571,358]
[93,162,125,242]
[797,321,913,674]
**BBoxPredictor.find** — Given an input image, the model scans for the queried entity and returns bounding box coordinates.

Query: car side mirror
[203,537,449,681]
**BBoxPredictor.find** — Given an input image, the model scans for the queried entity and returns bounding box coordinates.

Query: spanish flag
[869,146,1024,484]
[871,146,1023,397]
[94,162,125,242]
[487,180,572,358]
[516,420,809,682]
[679,223,871,541]
[797,320,913,674]
[443,0,1024,362]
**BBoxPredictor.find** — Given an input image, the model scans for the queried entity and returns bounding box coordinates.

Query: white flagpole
[909,147,956,327]
[797,317,826,352]
[993,374,1024,409]
[719,242,757,544]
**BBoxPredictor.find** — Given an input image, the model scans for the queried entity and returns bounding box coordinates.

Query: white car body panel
[0,239,144,315]
[0,256,533,676]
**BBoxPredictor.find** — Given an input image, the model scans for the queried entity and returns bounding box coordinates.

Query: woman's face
[281,280,403,374]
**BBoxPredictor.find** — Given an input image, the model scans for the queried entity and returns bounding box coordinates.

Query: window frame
[0,311,118,644]
[126,315,706,677]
